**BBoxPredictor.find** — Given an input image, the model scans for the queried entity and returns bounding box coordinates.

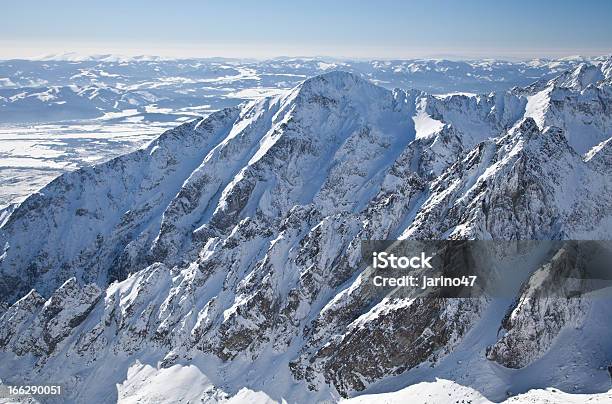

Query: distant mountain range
[1,56,609,124]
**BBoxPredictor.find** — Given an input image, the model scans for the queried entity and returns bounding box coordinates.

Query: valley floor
[0,119,173,207]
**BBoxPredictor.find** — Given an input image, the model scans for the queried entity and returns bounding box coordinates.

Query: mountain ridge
[0,65,611,403]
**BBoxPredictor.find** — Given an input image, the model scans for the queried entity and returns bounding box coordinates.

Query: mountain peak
[550,63,604,90]
[295,70,386,101]
[301,70,366,87]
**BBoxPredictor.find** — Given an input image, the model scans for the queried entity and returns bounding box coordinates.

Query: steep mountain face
[519,62,612,154]
[485,241,599,369]
[0,63,611,403]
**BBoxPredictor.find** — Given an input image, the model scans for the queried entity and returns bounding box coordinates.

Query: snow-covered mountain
[2,56,608,209]
[0,60,611,403]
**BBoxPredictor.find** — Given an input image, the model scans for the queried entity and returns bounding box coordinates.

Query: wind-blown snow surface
[0,61,611,403]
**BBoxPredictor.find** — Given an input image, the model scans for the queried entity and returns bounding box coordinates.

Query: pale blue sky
[1,0,611,59]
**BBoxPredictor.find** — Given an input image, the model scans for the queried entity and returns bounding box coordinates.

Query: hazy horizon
[2,0,611,60]
[1,45,611,63]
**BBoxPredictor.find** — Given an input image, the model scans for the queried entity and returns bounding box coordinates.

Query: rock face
[486,242,604,368]
[0,62,611,402]
[2,278,102,358]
